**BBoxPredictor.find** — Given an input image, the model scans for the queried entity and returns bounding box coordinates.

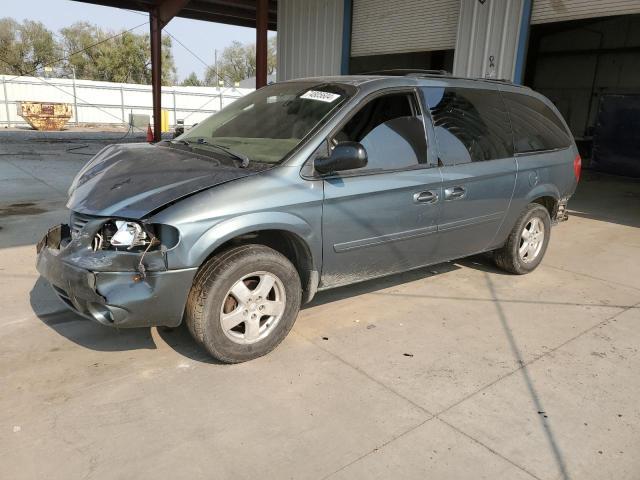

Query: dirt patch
[0,202,46,217]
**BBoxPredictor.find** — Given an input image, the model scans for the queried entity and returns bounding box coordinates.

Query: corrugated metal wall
[350,0,459,57]
[277,0,345,81]
[453,0,525,81]
[532,0,640,24]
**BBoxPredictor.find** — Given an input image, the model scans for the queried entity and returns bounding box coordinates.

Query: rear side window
[501,92,571,153]
[423,87,513,165]
[332,92,428,171]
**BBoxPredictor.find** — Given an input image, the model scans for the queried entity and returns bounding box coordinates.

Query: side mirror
[315,142,368,174]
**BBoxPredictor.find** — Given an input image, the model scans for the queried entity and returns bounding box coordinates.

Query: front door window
[332,92,428,172]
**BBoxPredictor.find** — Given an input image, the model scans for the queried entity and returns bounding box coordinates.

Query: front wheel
[185,244,302,363]
[493,203,551,275]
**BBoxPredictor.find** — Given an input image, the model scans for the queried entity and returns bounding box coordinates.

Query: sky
[3,0,275,81]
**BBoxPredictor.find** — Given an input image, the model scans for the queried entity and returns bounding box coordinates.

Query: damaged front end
[36,212,196,328]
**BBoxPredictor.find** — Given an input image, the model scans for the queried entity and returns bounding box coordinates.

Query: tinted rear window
[423,87,513,165]
[501,92,571,154]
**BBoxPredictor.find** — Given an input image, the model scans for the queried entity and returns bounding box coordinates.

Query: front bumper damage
[36,222,196,328]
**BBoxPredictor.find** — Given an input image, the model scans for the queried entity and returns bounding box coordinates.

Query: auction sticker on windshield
[300,90,341,103]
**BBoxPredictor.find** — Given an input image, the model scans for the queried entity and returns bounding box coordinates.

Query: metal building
[278,0,640,173]
[69,0,640,171]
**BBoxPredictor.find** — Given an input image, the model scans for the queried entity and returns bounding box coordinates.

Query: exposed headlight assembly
[92,220,154,252]
[91,220,179,253]
[110,221,147,248]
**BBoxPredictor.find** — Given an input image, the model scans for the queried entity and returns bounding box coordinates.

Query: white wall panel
[277,0,345,80]
[532,0,640,24]
[351,0,460,57]
[453,0,525,81]
[0,75,251,128]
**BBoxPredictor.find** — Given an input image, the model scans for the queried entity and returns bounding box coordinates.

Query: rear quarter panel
[489,85,579,250]
[490,146,579,250]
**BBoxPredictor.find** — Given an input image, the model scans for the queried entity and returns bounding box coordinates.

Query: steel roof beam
[157,0,192,27]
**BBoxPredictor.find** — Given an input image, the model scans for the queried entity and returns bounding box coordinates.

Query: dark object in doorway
[592,95,640,178]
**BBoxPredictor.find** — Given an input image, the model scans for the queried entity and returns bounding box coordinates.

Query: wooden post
[256,0,268,89]
[150,9,162,141]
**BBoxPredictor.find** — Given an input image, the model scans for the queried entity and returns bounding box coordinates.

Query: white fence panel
[0,75,253,129]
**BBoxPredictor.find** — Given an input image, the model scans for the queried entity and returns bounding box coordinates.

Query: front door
[421,85,517,260]
[320,90,442,288]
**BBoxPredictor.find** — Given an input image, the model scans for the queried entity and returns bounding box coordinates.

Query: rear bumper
[36,225,196,328]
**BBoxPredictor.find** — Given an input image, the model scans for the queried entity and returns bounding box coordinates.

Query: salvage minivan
[36,73,581,362]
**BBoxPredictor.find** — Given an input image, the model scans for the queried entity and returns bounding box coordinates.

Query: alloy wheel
[220,271,286,344]
[518,217,545,264]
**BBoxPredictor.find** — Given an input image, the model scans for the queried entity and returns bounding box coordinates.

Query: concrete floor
[1,130,639,480]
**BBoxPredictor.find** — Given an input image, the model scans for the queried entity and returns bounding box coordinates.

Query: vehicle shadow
[30,276,157,351]
[29,275,225,364]
[305,261,460,308]
[156,324,226,364]
[305,254,508,308]
[28,256,506,362]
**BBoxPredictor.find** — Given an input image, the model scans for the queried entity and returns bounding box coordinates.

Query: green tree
[59,22,176,85]
[58,22,104,80]
[0,18,60,76]
[267,36,277,76]
[204,36,276,86]
[181,72,202,86]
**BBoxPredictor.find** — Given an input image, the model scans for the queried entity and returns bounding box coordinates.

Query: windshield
[175,82,356,164]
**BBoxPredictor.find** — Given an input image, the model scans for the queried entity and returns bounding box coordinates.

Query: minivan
[36,73,581,362]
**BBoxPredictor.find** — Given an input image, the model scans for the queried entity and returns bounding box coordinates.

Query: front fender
[187,211,319,269]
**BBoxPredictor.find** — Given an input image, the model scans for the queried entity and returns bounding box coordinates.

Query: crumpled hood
[67,143,256,218]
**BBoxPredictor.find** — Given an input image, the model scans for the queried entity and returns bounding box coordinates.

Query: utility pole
[215,49,223,110]
[71,66,79,126]
[214,49,220,86]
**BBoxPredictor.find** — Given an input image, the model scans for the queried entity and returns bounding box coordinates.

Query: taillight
[573,154,582,182]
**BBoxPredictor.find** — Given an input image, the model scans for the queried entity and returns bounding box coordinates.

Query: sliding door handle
[444,186,466,200]
[413,191,438,204]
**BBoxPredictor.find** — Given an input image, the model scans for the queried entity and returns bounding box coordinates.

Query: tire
[493,203,551,275]
[185,244,302,363]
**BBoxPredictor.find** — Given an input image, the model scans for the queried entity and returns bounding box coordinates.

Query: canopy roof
[71,0,277,29]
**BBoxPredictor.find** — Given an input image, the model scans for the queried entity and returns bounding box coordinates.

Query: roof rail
[481,77,516,85]
[355,69,528,87]
[406,70,452,77]
[358,68,451,77]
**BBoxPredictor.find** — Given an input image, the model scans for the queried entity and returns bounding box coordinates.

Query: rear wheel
[493,203,551,275]
[185,244,302,363]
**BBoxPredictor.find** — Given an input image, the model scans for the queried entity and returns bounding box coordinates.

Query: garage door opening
[524,14,640,176]
[349,49,454,74]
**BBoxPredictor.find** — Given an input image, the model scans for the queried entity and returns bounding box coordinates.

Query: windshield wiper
[207,143,250,168]
[175,138,250,168]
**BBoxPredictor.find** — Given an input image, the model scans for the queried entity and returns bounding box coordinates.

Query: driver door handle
[413,190,438,204]
[444,186,466,200]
